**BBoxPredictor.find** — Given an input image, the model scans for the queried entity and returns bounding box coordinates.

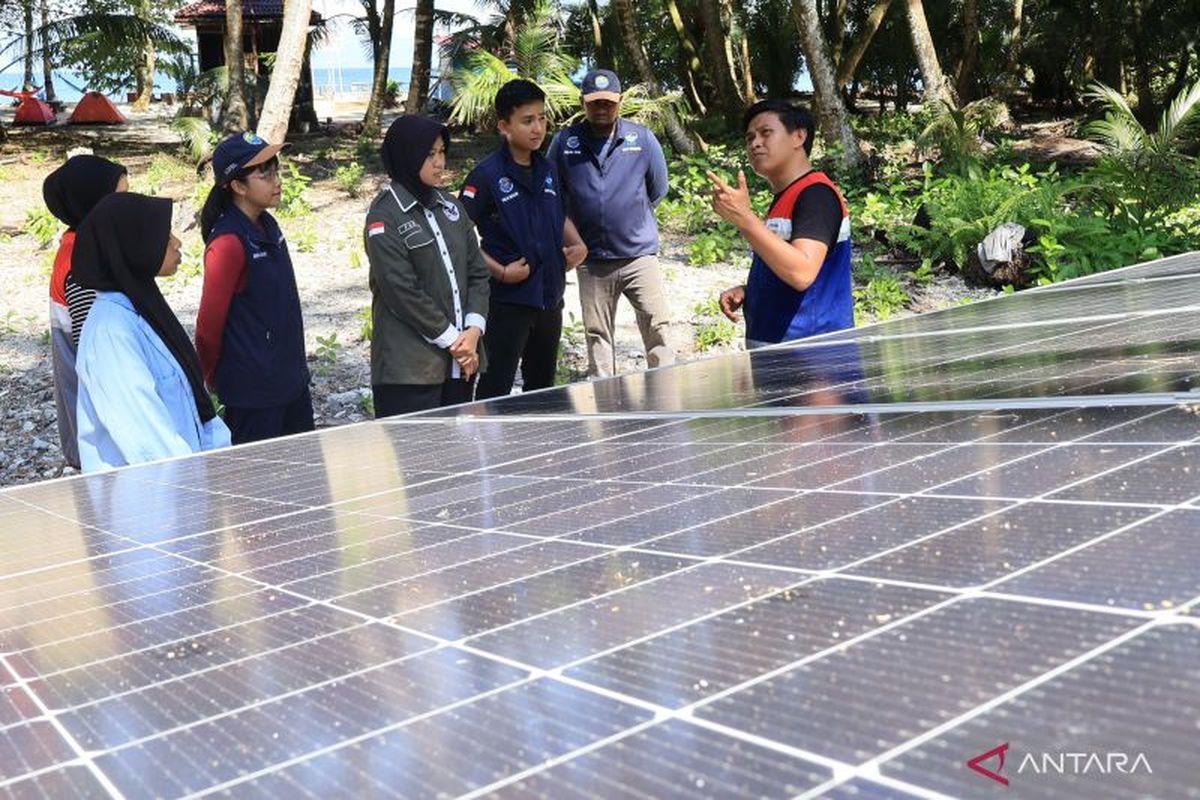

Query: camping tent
[68,91,126,124]
[12,96,55,125]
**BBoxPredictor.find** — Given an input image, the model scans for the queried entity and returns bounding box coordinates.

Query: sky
[310,0,482,72]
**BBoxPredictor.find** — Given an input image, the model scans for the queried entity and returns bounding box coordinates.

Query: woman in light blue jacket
[72,193,231,471]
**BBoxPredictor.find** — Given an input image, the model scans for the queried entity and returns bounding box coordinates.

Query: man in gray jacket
[547,69,675,378]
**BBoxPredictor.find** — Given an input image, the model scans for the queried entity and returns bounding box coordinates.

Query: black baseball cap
[581,69,622,103]
[211,131,289,185]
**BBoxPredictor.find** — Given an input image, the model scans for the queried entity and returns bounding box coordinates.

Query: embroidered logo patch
[624,132,638,144]
[396,220,419,236]
[442,202,460,222]
[544,174,554,188]
[367,221,386,238]
[463,184,477,199]
[766,217,793,240]
[566,135,580,149]
[594,75,610,89]
[498,177,514,194]
[242,132,264,145]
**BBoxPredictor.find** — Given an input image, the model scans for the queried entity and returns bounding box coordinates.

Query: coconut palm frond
[449,49,513,127]
[618,84,690,132]
[1152,77,1200,153]
[1083,81,1152,153]
[170,115,217,162]
[0,13,187,73]
[1085,111,1151,152]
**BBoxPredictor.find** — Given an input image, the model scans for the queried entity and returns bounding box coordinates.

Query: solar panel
[2,252,1198,799]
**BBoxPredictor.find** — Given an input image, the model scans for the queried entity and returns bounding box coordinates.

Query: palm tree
[449,0,580,127]
[406,0,433,114]
[1084,79,1200,156]
[792,0,864,172]
[256,0,312,143]
[222,0,248,131]
[904,0,955,109]
[360,0,396,133]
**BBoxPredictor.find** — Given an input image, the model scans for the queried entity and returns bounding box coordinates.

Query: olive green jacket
[365,181,490,385]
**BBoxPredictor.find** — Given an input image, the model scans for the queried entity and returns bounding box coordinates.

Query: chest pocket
[404,228,435,250]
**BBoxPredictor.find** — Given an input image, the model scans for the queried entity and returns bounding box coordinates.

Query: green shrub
[695,319,737,351]
[278,162,311,217]
[25,205,61,248]
[335,161,366,198]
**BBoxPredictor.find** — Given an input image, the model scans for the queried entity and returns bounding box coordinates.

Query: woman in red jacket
[41,154,128,468]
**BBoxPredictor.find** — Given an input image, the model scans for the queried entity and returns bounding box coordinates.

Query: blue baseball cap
[211,131,288,185]
[581,69,622,102]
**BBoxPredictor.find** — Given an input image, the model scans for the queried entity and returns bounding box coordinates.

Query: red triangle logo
[967,742,1010,786]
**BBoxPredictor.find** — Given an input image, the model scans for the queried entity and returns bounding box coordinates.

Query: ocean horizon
[2,66,421,104]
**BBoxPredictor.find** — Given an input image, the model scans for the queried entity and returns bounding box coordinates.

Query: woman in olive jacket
[365,116,490,416]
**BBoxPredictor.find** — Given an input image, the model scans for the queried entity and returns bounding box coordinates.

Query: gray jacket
[365,181,490,385]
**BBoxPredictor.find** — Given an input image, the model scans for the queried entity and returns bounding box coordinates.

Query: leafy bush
[335,161,366,198]
[695,319,737,351]
[853,258,911,321]
[25,206,61,248]
[278,162,312,217]
[292,225,318,253]
[357,307,373,342]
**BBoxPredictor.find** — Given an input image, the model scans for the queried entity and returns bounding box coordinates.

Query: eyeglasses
[247,162,280,181]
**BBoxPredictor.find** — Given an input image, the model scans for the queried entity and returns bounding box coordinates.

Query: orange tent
[68,91,126,125]
[13,96,55,125]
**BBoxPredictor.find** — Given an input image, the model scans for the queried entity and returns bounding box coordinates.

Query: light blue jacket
[76,292,231,472]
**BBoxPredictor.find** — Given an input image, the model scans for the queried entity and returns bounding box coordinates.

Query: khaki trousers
[577,255,676,378]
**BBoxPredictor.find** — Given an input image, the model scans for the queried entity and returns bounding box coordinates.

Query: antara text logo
[967,743,1153,786]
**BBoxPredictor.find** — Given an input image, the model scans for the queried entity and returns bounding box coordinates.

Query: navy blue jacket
[547,118,669,260]
[460,146,566,310]
[209,207,309,408]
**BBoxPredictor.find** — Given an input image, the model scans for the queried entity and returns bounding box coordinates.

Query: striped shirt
[64,272,97,347]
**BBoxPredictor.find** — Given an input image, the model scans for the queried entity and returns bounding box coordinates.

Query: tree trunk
[257,0,312,143]
[698,0,742,126]
[738,32,755,102]
[223,0,249,131]
[613,0,701,154]
[829,0,847,69]
[364,0,396,134]
[835,0,891,89]
[1006,0,1023,71]
[954,0,979,102]
[406,0,434,114]
[587,0,610,66]
[23,1,34,88]
[133,33,155,110]
[663,0,709,112]
[792,0,865,172]
[1129,0,1156,124]
[904,0,956,109]
[40,0,55,102]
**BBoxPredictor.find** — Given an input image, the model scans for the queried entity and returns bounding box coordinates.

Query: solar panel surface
[1,253,1198,798]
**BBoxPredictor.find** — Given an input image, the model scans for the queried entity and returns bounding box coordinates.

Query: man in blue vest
[709,99,853,348]
[547,69,675,378]
[461,79,588,399]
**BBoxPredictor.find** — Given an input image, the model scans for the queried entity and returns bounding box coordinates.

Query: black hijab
[42,155,128,230]
[72,193,216,423]
[380,115,449,207]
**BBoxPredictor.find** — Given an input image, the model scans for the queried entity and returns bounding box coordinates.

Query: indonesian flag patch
[367,221,386,238]
[463,185,477,199]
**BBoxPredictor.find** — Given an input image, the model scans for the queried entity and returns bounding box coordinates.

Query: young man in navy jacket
[547,70,675,378]
[461,79,588,399]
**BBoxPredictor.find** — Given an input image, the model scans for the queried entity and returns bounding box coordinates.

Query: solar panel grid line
[0,655,124,799]
[11,601,354,693]
[175,667,543,800]
[795,617,1166,800]
[453,716,666,800]
[77,636,456,757]
[2,254,1197,797]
